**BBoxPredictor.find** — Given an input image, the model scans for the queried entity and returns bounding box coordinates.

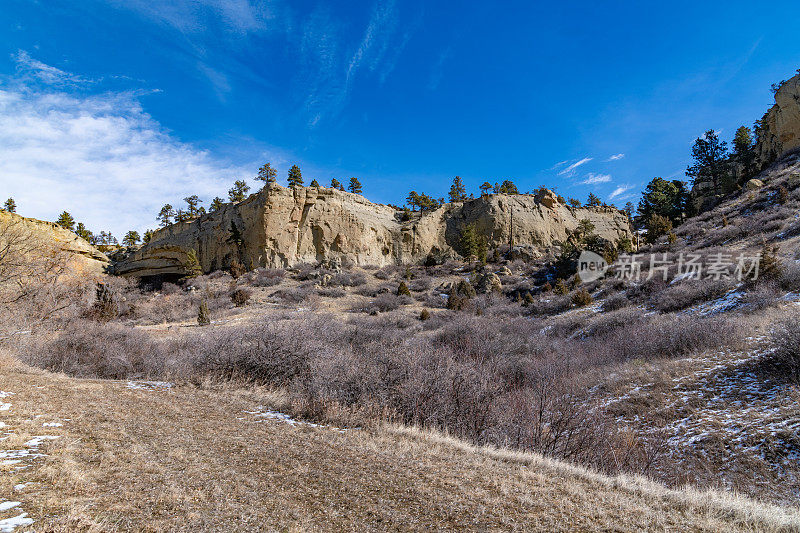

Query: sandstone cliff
[112,186,632,277]
[0,210,109,276]
[756,71,800,165]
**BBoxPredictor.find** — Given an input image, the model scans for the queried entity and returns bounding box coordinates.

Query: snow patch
[0,513,34,532]
[0,502,20,512]
[125,381,173,391]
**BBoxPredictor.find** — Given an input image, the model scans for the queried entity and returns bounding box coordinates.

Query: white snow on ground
[0,514,34,532]
[597,341,800,501]
[125,381,173,391]
[24,436,59,448]
[243,408,353,432]
[42,422,62,427]
[0,391,63,530]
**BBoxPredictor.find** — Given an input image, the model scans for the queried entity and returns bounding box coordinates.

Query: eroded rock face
[757,72,800,166]
[0,211,109,276]
[112,186,632,277]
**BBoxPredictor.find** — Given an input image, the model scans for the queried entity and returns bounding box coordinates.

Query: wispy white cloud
[301,0,403,127]
[13,50,94,86]
[558,157,592,176]
[609,184,634,200]
[580,173,612,185]
[428,46,451,91]
[106,0,275,35]
[0,82,269,237]
[605,153,624,161]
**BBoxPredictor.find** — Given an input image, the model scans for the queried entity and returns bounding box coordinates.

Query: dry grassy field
[2,352,799,532]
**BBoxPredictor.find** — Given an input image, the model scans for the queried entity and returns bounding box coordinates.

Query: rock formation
[756,71,800,166]
[0,210,109,276]
[112,186,633,278]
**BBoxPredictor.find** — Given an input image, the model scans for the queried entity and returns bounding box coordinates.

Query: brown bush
[230,288,252,307]
[571,289,593,307]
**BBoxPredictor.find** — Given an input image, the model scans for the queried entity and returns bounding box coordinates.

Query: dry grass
[1,354,797,531]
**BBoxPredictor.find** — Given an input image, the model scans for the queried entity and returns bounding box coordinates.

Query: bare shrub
[409,276,432,292]
[328,271,366,287]
[771,314,800,383]
[374,265,397,280]
[601,292,630,312]
[364,293,410,313]
[193,319,320,385]
[318,287,346,298]
[655,279,734,312]
[24,321,164,379]
[740,282,781,312]
[161,282,182,295]
[526,295,571,316]
[270,287,313,304]
[246,268,285,287]
[778,260,800,292]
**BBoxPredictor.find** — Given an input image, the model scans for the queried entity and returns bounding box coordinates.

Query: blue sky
[0,0,798,236]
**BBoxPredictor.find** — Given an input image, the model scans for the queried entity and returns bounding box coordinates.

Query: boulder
[476,272,503,294]
[745,178,764,190]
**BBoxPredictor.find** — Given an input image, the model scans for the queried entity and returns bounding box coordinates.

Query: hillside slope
[0,354,796,532]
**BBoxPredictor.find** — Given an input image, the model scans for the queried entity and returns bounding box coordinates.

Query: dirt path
[0,357,796,532]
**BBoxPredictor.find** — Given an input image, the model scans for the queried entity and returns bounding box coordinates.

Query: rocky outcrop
[756,72,800,166]
[0,211,109,276]
[112,186,632,277]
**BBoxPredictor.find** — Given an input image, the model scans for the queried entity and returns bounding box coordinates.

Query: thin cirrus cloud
[579,173,612,185]
[609,184,634,201]
[13,50,95,86]
[302,0,409,127]
[557,157,593,176]
[605,153,625,161]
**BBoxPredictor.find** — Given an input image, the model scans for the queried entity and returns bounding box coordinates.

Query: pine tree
[686,129,732,197]
[210,197,225,212]
[183,195,202,217]
[56,211,75,231]
[479,182,492,196]
[496,180,519,194]
[449,176,467,202]
[122,231,141,247]
[732,126,757,182]
[228,180,250,202]
[287,165,303,188]
[310,179,320,187]
[197,299,211,326]
[157,204,175,227]
[143,229,154,243]
[227,221,244,248]
[175,209,189,222]
[459,223,487,262]
[330,178,342,190]
[183,249,203,278]
[406,191,419,211]
[587,193,602,206]
[348,177,363,194]
[75,222,93,242]
[2,198,15,212]
[568,198,582,208]
[635,177,688,226]
[256,162,277,186]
